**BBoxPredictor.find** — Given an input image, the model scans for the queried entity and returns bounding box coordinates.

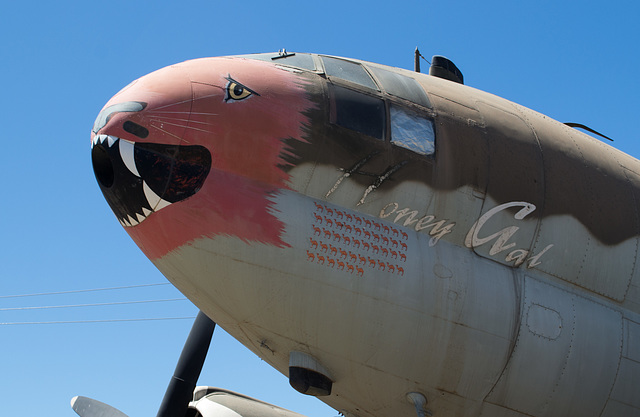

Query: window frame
[319,55,381,93]
[318,55,438,157]
[388,102,437,156]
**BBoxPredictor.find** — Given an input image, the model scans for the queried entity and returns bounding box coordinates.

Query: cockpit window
[368,66,431,108]
[321,56,378,90]
[331,85,385,140]
[271,53,316,70]
[242,53,317,71]
[390,104,435,155]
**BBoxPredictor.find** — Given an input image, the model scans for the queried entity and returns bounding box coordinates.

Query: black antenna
[564,122,613,142]
[414,47,421,73]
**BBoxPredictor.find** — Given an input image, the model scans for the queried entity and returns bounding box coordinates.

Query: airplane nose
[91,137,211,227]
[90,62,213,227]
[90,56,313,259]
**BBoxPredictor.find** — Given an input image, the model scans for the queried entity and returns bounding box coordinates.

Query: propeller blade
[71,396,129,417]
[156,310,216,417]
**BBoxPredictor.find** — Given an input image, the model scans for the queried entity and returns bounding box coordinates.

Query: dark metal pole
[414,47,421,73]
[156,311,216,417]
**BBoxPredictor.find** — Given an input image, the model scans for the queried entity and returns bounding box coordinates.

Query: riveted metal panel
[624,319,640,362]
[601,400,640,417]
[529,109,638,301]
[608,358,640,410]
[603,319,640,414]
[486,277,622,417]
[466,102,543,268]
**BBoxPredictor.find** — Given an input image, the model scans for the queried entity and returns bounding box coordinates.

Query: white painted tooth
[127,215,139,226]
[92,135,98,147]
[136,213,146,223]
[143,182,172,211]
[99,134,107,144]
[155,196,172,211]
[120,217,130,227]
[119,139,140,178]
[143,182,160,208]
[107,135,117,147]
[142,207,153,217]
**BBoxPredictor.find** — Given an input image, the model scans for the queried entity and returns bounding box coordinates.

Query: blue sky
[1,1,638,416]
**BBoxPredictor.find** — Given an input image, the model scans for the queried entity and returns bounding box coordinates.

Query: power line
[0,298,187,311]
[0,283,193,326]
[0,283,172,299]
[0,317,197,326]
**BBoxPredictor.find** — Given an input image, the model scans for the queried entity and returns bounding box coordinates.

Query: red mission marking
[305,203,409,277]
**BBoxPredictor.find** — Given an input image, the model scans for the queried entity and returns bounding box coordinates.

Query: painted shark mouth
[91,134,211,227]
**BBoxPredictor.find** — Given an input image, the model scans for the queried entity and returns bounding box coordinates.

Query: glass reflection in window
[368,66,431,108]
[390,105,435,155]
[322,56,378,90]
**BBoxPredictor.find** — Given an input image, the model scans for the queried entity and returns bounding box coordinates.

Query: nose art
[91,136,211,227]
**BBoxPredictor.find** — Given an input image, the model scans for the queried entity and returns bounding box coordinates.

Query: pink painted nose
[89,64,212,227]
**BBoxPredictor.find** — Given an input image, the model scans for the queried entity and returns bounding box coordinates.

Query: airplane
[78,49,639,417]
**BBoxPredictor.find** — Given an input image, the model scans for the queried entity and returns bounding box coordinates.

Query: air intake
[429,56,464,84]
[289,351,333,396]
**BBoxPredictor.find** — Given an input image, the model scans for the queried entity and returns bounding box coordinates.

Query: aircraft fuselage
[90,53,640,417]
